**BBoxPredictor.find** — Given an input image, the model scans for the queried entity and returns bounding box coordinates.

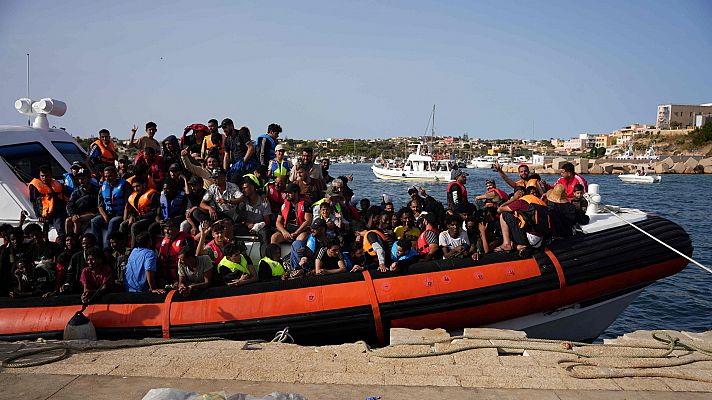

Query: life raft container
[0,216,691,345]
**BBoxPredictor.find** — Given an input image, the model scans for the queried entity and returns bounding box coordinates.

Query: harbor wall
[502,156,712,175]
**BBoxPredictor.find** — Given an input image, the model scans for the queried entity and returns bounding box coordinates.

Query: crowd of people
[0,119,591,303]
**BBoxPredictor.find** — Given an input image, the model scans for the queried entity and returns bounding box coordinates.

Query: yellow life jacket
[217,254,250,276]
[259,257,285,277]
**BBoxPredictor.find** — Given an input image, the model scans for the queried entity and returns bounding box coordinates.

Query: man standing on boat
[87,129,118,174]
[493,161,552,192]
[555,162,588,201]
[257,123,282,168]
[447,170,469,212]
[222,119,257,182]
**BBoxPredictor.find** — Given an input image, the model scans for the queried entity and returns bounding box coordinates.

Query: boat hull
[618,174,662,184]
[371,165,453,181]
[0,216,691,345]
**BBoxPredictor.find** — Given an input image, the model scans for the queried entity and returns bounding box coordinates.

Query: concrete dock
[2,328,711,399]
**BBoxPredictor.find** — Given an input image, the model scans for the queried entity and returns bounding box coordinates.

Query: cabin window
[0,142,65,183]
[52,141,86,165]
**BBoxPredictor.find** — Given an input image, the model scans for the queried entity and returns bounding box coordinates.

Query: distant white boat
[618,174,662,184]
[372,143,455,181]
[467,156,496,169]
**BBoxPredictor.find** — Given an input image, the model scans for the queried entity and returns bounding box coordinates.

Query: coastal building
[656,103,712,129]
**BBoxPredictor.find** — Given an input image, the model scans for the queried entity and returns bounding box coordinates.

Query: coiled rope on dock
[357,331,712,383]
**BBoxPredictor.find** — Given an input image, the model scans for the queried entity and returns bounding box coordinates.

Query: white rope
[598,204,712,276]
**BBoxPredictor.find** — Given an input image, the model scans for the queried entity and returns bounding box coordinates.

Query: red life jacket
[265,182,284,213]
[280,199,306,225]
[487,188,509,202]
[416,228,439,255]
[447,180,468,208]
[158,232,192,280]
[205,240,225,266]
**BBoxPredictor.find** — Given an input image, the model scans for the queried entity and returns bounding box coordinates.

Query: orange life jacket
[416,228,439,255]
[127,188,158,217]
[201,134,225,159]
[126,175,157,190]
[514,194,550,236]
[91,139,117,164]
[363,230,387,257]
[29,178,67,218]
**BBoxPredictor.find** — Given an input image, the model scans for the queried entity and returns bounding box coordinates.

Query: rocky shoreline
[500,156,712,175]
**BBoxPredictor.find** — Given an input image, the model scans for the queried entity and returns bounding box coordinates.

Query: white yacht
[467,156,496,169]
[372,143,456,181]
[0,98,86,233]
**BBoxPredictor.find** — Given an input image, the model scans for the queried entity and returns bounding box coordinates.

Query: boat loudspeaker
[15,98,67,129]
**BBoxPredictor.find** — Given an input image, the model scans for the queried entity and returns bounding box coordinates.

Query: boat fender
[63,310,96,341]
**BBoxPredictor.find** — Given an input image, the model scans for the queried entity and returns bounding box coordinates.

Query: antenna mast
[26,53,30,126]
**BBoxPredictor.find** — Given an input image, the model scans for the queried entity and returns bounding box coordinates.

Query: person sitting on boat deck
[126,164,157,191]
[78,247,115,303]
[162,135,184,175]
[414,212,441,261]
[359,198,372,225]
[218,241,258,286]
[159,177,188,226]
[394,207,421,249]
[157,219,195,285]
[196,220,230,267]
[29,165,70,238]
[257,244,286,281]
[294,163,323,204]
[389,238,419,272]
[235,179,272,247]
[65,168,98,236]
[352,222,390,272]
[555,162,588,201]
[315,202,346,241]
[524,175,548,198]
[181,123,209,155]
[265,175,287,215]
[495,185,551,256]
[409,187,447,229]
[289,147,324,186]
[24,223,61,264]
[242,164,268,195]
[167,163,189,193]
[271,183,313,245]
[1,228,31,296]
[475,179,509,209]
[269,144,292,180]
[129,121,161,153]
[288,218,329,277]
[106,232,130,289]
[121,232,162,294]
[176,245,216,296]
[63,161,99,194]
[447,170,469,213]
[377,212,397,251]
[193,167,244,224]
[184,175,206,235]
[222,120,257,180]
[60,233,100,294]
[117,156,134,180]
[181,147,220,189]
[9,258,55,298]
[570,184,590,225]
[256,123,281,168]
[91,166,133,248]
[53,234,78,294]
[320,158,335,185]
[87,129,119,174]
[545,184,577,238]
[439,214,477,260]
[135,146,166,188]
[314,238,347,275]
[120,176,161,244]
[311,186,346,222]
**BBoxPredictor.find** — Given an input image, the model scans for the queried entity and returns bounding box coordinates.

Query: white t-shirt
[439,230,470,251]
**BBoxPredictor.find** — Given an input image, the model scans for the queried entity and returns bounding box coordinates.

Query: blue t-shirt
[124,248,157,292]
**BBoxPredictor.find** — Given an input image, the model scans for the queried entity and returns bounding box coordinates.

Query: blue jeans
[90,214,123,249]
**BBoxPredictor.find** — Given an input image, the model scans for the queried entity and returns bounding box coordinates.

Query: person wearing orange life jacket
[495,185,550,255]
[120,176,161,246]
[134,147,166,188]
[271,183,313,245]
[447,170,469,212]
[87,129,119,173]
[493,160,552,193]
[201,131,225,160]
[351,223,390,272]
[29,165,70,237]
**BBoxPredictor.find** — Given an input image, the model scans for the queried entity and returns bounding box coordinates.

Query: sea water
[327,163,712,339]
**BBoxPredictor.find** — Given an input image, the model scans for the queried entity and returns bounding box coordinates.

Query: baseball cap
[70,161,86,170]
[275,144,286,151]
[210,167,226,178]
[310,218,326,229]
[454,170,469,177]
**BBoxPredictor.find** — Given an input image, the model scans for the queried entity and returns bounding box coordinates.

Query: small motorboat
[618,174,662,184]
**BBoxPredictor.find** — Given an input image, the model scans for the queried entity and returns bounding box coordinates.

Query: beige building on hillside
[656,103,712,129]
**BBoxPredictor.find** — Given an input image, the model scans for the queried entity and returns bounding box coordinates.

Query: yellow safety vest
[259,257,285,277]
[217,255,250,276]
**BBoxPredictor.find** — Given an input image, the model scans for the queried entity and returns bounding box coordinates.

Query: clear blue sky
[1,0,710,141]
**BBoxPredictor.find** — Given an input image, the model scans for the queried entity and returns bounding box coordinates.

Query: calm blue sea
[328,163,712,339]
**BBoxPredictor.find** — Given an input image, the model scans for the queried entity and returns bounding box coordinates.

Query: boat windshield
[0,142,66,183]
[52,141,86,165]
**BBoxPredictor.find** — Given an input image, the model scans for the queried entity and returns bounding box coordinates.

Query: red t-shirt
[555,174,588,200]
[80,265,114,291]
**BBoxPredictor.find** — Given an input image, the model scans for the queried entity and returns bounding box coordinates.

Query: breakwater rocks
[500,157,712,175]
